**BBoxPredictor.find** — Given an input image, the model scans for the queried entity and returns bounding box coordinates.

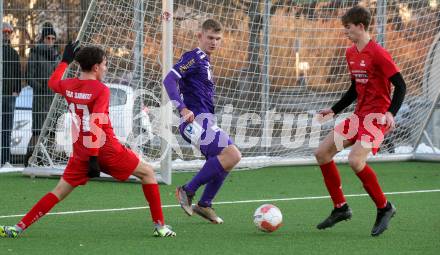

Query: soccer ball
[253,204,283,232]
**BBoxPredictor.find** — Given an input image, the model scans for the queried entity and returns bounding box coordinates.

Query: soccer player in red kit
[0,42,176,238]
[314,6,406,236]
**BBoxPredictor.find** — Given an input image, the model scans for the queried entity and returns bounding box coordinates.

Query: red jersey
[346,40,399,117]
[48,62,118,161]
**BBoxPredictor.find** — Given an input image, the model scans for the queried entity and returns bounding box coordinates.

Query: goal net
[26,0,440,183]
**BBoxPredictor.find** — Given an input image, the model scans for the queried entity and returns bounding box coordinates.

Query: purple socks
[198,170,229,207]
[184,156,228,207]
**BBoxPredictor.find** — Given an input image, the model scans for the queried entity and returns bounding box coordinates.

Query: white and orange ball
[253,204,283,232]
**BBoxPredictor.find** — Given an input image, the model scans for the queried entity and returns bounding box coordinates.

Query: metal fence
[1,0,89,166]
[2,0,440,168]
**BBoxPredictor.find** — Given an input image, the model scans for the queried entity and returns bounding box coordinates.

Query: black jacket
[26,44,60,95]
[2,41,21,95]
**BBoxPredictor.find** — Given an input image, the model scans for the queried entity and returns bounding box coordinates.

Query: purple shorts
[179,116,233,159]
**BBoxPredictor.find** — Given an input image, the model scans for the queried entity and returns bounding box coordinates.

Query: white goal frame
[23,0,440,184]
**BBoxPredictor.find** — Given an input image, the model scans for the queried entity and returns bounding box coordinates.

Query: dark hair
[341,6,371,30]
[202,19,222,33]
[74,46,106,71]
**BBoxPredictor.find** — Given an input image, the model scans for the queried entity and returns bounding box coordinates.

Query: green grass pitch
[0,161,439,254]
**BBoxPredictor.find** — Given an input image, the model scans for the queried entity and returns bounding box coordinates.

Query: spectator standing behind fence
[1,22,22,166]
[25,23,61,166]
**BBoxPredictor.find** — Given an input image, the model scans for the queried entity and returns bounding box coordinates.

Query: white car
[11,84,153,157]
[10,86,33,156]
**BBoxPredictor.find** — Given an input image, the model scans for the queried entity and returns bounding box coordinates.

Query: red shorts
[63,143,140,187]
[334,114,389,155]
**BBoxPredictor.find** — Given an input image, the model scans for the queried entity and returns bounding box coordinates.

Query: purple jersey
[172,48,215,116]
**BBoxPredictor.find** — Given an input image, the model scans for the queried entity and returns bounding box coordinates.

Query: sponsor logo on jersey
[185,124,193,135]
[179,58,195,74]
[353,71,369,84]
[184,122,203,144]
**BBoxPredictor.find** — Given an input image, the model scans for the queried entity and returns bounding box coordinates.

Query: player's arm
[164,53,199,122]
[387,72,406,116]
[48,41,80,93]
[327,79,357,115]
[48,62,68,94]
[163,70,186,112]
[382,72,406,130]
[163,71,194,123]
[376,48,406,129]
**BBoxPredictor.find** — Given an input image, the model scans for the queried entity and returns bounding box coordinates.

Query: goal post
[160,0,173,184]
[25,0,440,183]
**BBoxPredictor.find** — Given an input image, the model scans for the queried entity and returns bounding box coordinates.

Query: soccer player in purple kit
[163,19,241,224]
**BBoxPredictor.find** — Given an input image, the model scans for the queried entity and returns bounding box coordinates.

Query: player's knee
[141,164,155,178]
[227,146,241,167]
[313,148,322,159]
[51,187,63,200]
[133,162,156,184]
[219,146,241,171]
[314,147,330,164]
[52,179,74,201]
[348,155,363,171]
[231,147,241,165]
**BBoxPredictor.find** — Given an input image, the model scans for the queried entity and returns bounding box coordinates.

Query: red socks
[17,192,59,230]
[356,164,387,209]
[142,184,165,225]
[319,161,346,208]
[320,161,387,209]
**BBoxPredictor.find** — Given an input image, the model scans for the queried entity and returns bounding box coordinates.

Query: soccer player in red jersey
[0,42,176,238]
[314,6,406,236]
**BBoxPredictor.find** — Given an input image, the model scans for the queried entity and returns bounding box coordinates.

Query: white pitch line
[0,189,439,219]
